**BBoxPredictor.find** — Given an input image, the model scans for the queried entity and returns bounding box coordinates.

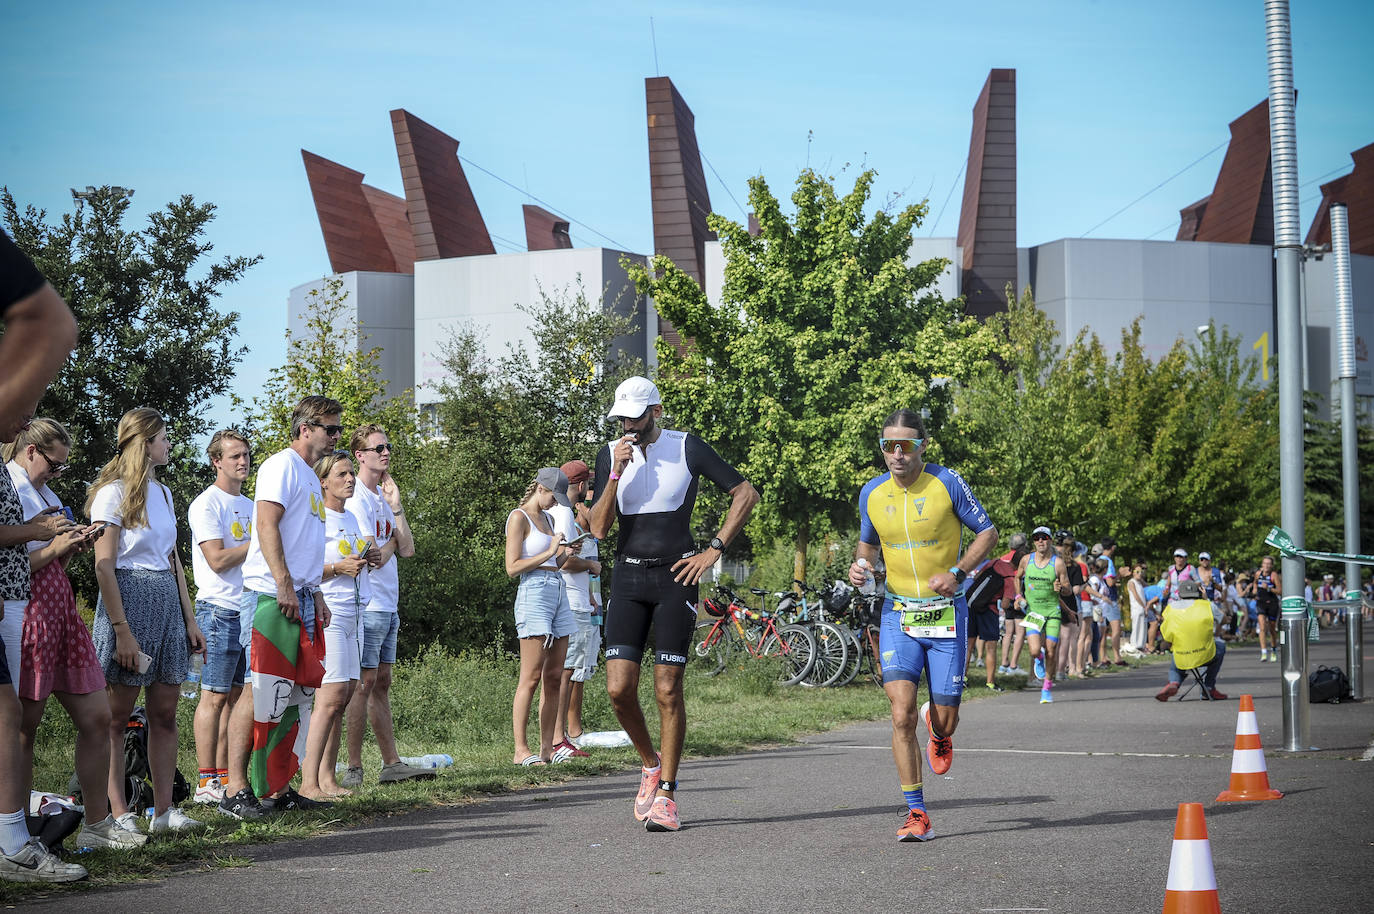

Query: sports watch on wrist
[709,536,726,552]
[949,565,967,585]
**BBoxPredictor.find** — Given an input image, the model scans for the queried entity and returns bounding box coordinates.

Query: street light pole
[1330,202,1364,700]
[1264,0,1311,751]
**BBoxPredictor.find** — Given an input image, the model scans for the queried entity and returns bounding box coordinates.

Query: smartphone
[565,531,596,548]
[135,651,153,674]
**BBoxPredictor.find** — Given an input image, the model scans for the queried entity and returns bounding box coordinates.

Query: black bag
[119,706,191,809]
[966,562,1008,614]
[1308,665,1351,704]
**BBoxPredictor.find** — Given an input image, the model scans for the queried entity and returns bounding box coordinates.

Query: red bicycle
[692,587,816,685]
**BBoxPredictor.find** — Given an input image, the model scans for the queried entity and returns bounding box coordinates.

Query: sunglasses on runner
[1032,533,1051,542]
[879,437,923,455]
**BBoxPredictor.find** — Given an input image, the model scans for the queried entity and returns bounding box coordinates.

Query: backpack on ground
[70,706,191,808]
[1308,665,1352,704]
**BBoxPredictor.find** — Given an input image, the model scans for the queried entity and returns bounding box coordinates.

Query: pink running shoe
[645,796,680,832]
[633,756,662,821]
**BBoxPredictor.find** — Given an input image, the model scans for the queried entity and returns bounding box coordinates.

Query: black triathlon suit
[593,429,744,666]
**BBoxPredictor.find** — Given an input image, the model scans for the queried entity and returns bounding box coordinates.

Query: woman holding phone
[88,408,205,836]
[505,467,575,766]
[4,420,145,849]
[300,450,370,800]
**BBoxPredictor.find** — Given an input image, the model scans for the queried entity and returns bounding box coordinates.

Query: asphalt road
[31,628,1374,914]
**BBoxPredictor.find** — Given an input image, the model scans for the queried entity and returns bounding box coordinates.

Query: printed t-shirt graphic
[188,486,254,612]
[345,482,398,612]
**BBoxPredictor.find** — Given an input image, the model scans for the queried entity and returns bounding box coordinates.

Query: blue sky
[3,0,1371,429]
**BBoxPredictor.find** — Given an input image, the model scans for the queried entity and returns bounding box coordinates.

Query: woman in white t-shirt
[3,419,145,849]
[86,408,204,836]
[300,451,372,800]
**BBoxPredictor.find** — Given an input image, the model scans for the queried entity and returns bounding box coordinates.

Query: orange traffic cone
[1163,803,1222,914]
[1216,694,1283,802]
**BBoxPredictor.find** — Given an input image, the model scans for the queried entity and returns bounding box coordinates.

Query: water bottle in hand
[182,653,203,700]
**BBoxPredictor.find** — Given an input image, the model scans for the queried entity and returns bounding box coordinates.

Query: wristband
[113,620,129,628]
[609,471,621,481]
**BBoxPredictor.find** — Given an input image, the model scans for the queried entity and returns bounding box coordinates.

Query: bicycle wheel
[760,623,816,685]
[863,623,884,685]
[801,621,849,688]
[690,620,731,677]
[832,624,863,687]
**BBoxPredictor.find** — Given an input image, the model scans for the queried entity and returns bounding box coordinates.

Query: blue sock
[902,783,925,812]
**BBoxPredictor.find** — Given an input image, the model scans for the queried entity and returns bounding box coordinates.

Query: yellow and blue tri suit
[859,464,994,705]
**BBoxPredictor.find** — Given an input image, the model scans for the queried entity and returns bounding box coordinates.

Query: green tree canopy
[2,184,256,598]
[627,168,1002,580]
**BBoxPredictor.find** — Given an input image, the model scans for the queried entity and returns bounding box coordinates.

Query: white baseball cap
[1199,551,1211,560]
[1173,548,1188,558]
[606,376,662,419]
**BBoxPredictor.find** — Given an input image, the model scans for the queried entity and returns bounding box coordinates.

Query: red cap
[560,460,590,484]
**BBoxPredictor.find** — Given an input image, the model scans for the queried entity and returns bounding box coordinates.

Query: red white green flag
[248,592,326,797]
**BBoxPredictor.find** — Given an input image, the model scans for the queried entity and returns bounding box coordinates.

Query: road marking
[1362,738,1374,762]
[815,744,1225,759]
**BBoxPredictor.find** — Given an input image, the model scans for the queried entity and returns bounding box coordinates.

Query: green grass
[3,643,1166,903]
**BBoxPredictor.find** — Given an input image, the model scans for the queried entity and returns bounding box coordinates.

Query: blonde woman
[505,468,575,766]
[5,420,144,849]
[300,450,371,800]
[87,408,205,835]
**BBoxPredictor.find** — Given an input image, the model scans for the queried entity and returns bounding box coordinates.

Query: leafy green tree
[2,184,257,598]
[237,276,419,468]
[628,168,1002,582]
[1302,408,1374,573]
[946,289,1280,568]
[401,281,643,656]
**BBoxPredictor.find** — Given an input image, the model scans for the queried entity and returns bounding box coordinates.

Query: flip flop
[518,755,546,767]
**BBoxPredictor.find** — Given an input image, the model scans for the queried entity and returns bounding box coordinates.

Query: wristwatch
[948,566,967,585]
[709,536,726,552]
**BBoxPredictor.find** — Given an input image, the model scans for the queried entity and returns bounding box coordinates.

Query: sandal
[517,754,547,767]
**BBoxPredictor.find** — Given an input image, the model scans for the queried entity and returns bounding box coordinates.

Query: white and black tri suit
[592,429,744,666]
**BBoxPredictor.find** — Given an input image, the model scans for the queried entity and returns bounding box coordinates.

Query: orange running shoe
[645,796,680,832]
[897,807,934,842]
[633,755,662,821]
[920,701,953,775]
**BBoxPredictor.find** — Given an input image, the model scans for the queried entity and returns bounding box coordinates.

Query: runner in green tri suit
[1015,526,1071,703]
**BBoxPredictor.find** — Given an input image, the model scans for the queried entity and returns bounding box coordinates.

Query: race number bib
[895,596,957,639]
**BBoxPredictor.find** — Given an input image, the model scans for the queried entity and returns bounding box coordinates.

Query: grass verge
[3,643,1165,903]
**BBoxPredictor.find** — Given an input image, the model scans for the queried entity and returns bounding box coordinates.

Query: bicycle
[777,581,851,688]
[829,582,883,686]
[692,588,817,685]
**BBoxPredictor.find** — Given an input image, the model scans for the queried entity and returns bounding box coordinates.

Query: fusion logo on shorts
[605,646,623,659]
[658,653,687,664]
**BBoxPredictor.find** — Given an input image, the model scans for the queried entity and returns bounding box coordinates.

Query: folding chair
[1175,665,1212,701]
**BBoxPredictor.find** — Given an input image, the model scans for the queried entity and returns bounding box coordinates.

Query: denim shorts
[1101,601,1122,623]
[195,600,246,692]
[564,613,601,681]
[513,569,575,640]
[360,611,399,669]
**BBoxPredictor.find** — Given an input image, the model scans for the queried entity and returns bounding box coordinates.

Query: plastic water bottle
[399,754,453,769]
[857,557,876,595]
[182,653,203,700]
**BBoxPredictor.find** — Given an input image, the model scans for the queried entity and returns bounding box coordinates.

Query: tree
[401,281,643,655]
[237,276,418,467]
[627,168,1002,582]
[2,184,257,598]
[945,288,1281,567]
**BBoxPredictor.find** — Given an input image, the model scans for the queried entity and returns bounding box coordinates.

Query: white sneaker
[114,811,145,835]
[0,838,87,883]
[150,808,205,833]
[75,815,148,849]
[1009,666,1029,677]
[194,777,226,804]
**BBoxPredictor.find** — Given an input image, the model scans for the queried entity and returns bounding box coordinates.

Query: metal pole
[1265,0,1311,750]
[1331,202,1364,700]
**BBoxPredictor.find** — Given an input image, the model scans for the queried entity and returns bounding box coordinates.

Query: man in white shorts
[188,430,253,806]
[553,460,600,759]
[340,425,430,786]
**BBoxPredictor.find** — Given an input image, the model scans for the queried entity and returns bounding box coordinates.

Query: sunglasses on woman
[879,437,924,455]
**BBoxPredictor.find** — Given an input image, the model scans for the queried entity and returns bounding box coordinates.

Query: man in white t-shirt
[188,430,253,806]
[552,460,599,760]
[218,396,339,820]
[339,424,429,786]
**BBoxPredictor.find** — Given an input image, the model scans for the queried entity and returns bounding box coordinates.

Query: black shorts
[604,560,698,666]
[1003,604,1026,621]
[1257,594,1280,621]
[0,632,9,686]
[971,608,1000,642]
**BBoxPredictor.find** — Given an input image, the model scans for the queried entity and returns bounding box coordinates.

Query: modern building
[290,71,1373,421]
